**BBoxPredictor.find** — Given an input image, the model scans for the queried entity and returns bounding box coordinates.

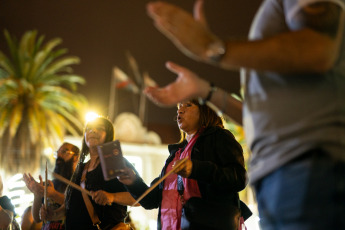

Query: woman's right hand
[117,167,137,185]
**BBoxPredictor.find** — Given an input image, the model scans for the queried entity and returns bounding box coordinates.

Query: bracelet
[198,82,217,105]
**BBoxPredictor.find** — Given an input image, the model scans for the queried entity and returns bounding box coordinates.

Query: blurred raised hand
[144,61,210,106]
[146,0,217,62]
[23,173,44,197]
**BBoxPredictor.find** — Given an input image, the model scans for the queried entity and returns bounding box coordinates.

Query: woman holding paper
[118,99,251,230]
[41,117,136,230]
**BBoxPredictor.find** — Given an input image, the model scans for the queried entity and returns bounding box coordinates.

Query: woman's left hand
[172,159,193,178]
[91,190,113,206]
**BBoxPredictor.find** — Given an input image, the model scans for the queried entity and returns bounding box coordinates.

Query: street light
[85,111,99,123]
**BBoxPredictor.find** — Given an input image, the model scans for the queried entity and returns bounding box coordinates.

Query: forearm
[32,195,42,223]
[207,87,242,126]
[110,192,139,206]
[126,177,161,209]
[219,29,339,73]
[192,76,243,125]
[49,191,64,205]
[190,159,246,191]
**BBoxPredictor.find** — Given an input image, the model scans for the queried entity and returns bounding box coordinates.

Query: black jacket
[126,126,247,229]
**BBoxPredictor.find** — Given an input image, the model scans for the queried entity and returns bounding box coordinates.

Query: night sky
[0,0,262,143]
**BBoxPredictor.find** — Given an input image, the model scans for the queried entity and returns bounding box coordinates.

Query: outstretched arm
[23,173,44,222]
[144,62,243,125]
[147,0,344,73]
[118,168,161,209]
[24,174,65,221]
[32,192,43,223]
[90,190,139,207]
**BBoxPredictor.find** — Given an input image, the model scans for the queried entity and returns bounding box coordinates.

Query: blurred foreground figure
[145,0,345,229]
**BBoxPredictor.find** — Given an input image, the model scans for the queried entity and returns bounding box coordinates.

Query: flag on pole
[143,72,158,88]
[113,67,139,94]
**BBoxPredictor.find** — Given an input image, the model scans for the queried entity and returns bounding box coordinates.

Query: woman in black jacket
[119,99,249,230]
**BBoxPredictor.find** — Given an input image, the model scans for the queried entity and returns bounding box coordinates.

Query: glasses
[85,125,105,133]
[54,150,76,158]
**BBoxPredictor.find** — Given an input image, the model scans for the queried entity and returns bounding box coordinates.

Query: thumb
[165,61,185,75]
[39,175,43,184]
[193,0,208,28]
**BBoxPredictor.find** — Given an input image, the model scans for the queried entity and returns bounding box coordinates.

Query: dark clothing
[0,196,20,230]
[126,126,247,229]
[65,159,134,230]
[0,196,15,215]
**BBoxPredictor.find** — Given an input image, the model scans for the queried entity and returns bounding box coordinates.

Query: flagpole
[108,68,117,122]
[139,72,151,124]
[139,84,146,124]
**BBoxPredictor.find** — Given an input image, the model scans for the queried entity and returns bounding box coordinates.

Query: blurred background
[0,0,262,229]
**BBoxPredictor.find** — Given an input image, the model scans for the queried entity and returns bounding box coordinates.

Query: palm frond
[0,109,10,137]
[9,103,24,138]
[28,38,64,81]
[0,67,10,79]
[4,30,21,79]
[27,105,40,144]
[41,56,80,77]
[0,51,15,77]
[0,30,88,174]
[37,74,85,90]
[19,30,38,79]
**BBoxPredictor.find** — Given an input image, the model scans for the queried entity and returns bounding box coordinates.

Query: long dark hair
[65,116,115,209]
[179,99,224,143]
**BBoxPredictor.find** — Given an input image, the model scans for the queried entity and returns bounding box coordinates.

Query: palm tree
[0,30,87,175]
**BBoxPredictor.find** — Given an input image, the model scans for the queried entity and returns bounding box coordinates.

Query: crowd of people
[1,0,344,229]
[2,112,251,230]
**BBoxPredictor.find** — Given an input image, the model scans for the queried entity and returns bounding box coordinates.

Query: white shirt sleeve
[285,0,345,29]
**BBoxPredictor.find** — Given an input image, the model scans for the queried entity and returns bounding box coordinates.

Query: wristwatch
[205,39,226,63]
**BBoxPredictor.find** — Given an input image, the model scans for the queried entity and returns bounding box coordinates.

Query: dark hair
[79,117,115,160]
[65,116,114,208]
[179,99,224,143]
[60,142,80,156]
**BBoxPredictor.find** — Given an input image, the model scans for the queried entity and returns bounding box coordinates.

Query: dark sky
[0,0,262,142]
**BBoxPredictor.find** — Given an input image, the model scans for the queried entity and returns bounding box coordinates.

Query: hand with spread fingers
[147,0,216,62]
[23,173,44,197]
[144,61,210,107]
